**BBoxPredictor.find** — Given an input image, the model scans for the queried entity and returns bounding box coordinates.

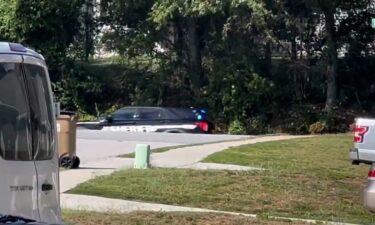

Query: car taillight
[368,170,375,180]
[354,126,369,143]
[195,122,209,132]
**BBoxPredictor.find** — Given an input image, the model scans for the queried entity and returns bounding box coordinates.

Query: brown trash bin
[57,111,80,169]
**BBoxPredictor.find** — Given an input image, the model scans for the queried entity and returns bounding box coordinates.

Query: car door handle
[41,183,53,192]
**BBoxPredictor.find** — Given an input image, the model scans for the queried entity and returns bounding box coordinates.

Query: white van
[0,42,60,223]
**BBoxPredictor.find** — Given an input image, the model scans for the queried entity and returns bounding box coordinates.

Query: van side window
[24,64,55,161]
[0,63,33,161]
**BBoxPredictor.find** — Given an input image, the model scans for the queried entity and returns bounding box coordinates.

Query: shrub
[309,121,327,134]
[282,105,319,135]
[228,120,247,135]
[246,117,268,135]
[317,109,349,133]
[77,113,97,122]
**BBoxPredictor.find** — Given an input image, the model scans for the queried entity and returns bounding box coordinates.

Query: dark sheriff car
[79,107,212,134]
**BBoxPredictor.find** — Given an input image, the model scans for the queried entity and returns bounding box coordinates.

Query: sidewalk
[60,157,133,193]
[60,135,309,193]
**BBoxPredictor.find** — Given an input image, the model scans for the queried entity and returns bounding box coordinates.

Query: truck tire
[72,156,80,169]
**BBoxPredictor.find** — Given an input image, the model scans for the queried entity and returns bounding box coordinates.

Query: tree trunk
[265,42,272,76]
[264,0,273,77]
[324,9,338,110]
[291,26,300,101]
[291,29,297,61]
[84,0,93,61]
[186,17,203,95]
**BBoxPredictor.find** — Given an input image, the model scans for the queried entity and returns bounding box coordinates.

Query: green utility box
[134,144,151,169]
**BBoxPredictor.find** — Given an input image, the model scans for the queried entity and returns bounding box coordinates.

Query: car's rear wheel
[59,153,74,169]
[72,156,80,169]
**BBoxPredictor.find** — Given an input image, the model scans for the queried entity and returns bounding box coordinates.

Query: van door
[23,57,61,223]
[0,58,39,220]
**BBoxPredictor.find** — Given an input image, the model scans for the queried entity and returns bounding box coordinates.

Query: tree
[150,0,270,96]
[316,0,340,110]
[0,0,85,81]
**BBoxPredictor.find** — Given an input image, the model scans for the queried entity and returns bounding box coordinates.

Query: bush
[228,120,247,135]
[246,117,268,135]
[309,121,327,134]
[282,105,350,135]
[282,105,319,135]
[77,113,97,122]
[317,109,349,133]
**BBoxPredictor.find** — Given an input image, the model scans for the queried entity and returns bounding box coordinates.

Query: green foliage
[246,116,268,135]
[0,0,373,133]
[151,0,267,20]
[53,62,135,113]
[0,0,85,81]
[205,70,273,124]
[77,114,97,122]
[228,120,247,135]
[282,105,350,135]
[282,105,320,135]
[317,109,348,133]
[79,0,375,133]
[0,0,17,40]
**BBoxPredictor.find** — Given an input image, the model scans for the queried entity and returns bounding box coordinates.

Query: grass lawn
[69,134,374,224]
[62,211,311,225]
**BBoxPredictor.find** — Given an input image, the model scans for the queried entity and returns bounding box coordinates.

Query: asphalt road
[76,130,251,164]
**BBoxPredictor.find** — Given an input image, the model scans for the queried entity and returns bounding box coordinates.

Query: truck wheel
[72,156,80,169]
[59,154,73,169]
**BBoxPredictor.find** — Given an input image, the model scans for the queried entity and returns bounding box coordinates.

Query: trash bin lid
[60,111,75,116]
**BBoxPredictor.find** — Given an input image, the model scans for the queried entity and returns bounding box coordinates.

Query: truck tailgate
[351,118,375,163]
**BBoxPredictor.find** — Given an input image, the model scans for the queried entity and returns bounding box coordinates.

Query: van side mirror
[54,102,60,118]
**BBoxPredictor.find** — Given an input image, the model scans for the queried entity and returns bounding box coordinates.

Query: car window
[24,64,55,161]
[168,108,196,120]
[112,108,138,121]
[0,63,33,161]
[139,108,165,120]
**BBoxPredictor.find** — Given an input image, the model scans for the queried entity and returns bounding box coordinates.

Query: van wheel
[59,154,74,169]
[72,156,80,169]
